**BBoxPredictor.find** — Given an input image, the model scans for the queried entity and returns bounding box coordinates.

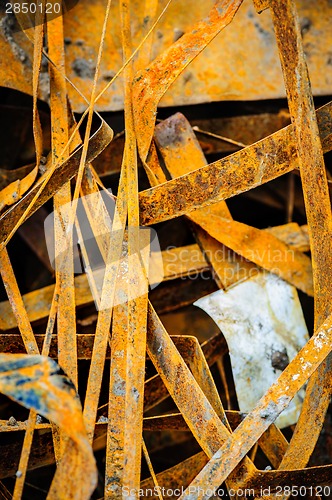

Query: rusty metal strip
[82,182,127,442]
[139,332,228,414]
[178,313,332,499]
[154,113,255,291]
[147,303,259,491]
[154,113,313,295]
[259,0,332,479]
[0,249,39,355]
[62,112,126,445]
[105,290,129,497]
[0,114,113,248]
[190,211,313,295]
[132,0,244,161]
[31,1,45,171]
[270,0,332,326]
[48,11,77,392]
[107,3,149,495]
[139,101,332,226]
[12,285,59,499]
[172,335,226,422]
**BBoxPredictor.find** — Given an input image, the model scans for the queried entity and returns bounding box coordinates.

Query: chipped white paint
[313,334,324,350]
[195,272,309,428]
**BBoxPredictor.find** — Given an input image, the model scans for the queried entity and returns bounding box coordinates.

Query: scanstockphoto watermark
[2,0,79,32]
[123,486,256,498]
[122,485,332,498]
[163,244,296,281]
[44,189,164,311]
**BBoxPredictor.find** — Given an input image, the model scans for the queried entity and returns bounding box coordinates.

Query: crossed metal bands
[0,0,331,499]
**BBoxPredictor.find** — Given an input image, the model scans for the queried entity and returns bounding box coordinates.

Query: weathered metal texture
[146,303,260,490]
[0,332,227,480]
[154,113,256,291]
[150,109,332,494]
[147,303,332,496]
[270,0,332,325]
[48,11,78,398]
[0,223,309,331]
[139,101,332,225]
[0,114,113,248]
[1,0,332,496]
[178,312,332,498]
[1,1,332,112]
[142,332,228,413]
[154,113,313,295]
[0,353,97,498]
[1,99,331,248]
[260,0,332,486]
[133,0,244,161]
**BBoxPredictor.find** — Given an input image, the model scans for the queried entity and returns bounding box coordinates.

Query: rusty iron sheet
[1,1,332,112]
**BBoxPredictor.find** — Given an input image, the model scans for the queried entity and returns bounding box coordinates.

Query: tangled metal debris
[0,0,331,499]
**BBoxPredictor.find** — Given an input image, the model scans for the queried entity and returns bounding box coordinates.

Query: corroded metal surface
[139,101,332,225]
[1,1,332,111]
[0,0,332,498]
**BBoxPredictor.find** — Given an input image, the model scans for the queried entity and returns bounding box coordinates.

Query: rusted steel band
[0,116,113,248]
[139,101,332,225]
[267,0,332,475]
[178,312,332,498]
